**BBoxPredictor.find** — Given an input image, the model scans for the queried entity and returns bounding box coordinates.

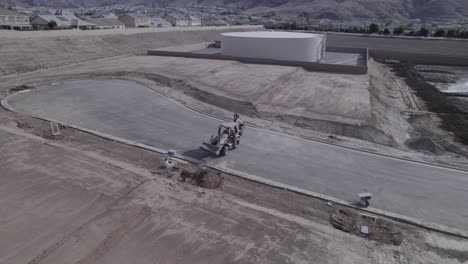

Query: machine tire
[220,146,227,156]
[233,138,239,149]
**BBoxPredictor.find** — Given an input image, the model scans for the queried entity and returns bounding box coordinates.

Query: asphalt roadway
[5,79,468,231]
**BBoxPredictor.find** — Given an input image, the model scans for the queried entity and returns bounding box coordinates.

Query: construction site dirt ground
[2,28,468,263]
[2,53,468,170]
[1,111,468,264]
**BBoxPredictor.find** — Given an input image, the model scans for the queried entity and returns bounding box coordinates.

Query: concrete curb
[2,92,468,239]
[147,49,369,75]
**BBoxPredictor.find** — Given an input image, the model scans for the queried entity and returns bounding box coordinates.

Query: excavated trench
[393,63,468,156]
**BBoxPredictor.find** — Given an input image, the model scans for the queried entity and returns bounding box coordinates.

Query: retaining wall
[370,50,468,66]
[147,47,369,75]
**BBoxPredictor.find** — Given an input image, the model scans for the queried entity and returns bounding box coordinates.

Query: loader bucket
[200,142,221,155]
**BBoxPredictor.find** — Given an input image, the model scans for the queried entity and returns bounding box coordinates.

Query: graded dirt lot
[1,113,467,264]
[0,26,261,76]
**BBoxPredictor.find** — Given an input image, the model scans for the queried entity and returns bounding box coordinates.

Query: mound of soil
[330,209,403,246]
[406,137,443,154]
[180,168,223,189]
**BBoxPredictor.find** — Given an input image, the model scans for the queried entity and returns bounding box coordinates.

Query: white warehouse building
[221,31,326,62]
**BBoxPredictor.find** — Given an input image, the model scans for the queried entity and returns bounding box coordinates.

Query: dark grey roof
[166,14,200,21]
[188,15,200,21]
[166,13,188,20]
[81,16,124,26]
[0,8,27,16]
[151,17,171,26]
[123,13,149,19]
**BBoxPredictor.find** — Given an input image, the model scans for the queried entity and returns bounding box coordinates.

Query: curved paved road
[5,79,468,231]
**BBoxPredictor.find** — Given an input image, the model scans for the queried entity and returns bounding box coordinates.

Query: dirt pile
[180,168,223,189]
[330,208,403,246]
[406,137,443,154]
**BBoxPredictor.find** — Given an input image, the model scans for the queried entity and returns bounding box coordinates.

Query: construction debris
[180,168,223,189]
[330,208,403,245]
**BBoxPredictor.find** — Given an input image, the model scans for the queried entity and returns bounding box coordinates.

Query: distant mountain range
[2,0,468,20]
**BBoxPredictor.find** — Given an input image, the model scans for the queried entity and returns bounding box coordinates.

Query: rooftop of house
[166,13,200,21]
[165,13,188,20]
[32,14,95,27]
[0,8,28,16]
[122,13,150,19]
[151,17,171,25]
[80,16,124,26]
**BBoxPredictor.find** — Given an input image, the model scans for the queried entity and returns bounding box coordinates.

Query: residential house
[188,15,201,26]
[31,13,95,29]
[202,17,228,27]
[0,8,32,30]
[118,13,151,28]
[80,16,125,29]
[90,12,118,19]
[164,14,189,27]
[31,14,69,29]
[164,14,201,27]
[151,17,172,27]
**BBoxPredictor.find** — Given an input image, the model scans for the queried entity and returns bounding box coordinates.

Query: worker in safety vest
[233,113,244,135]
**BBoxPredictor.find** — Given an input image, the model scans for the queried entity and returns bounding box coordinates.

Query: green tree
[369,23,379,34]
[0,4,5,8]
[446,29,456,38]
[433,29,445,37]
[393,27,404,35]
[48,20,58,29]
[418,27,430,37]
[383,28,391,35]
[455,30,466,38]
[290,20,297,30]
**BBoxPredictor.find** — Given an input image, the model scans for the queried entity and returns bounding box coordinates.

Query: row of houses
[0,8,32,30]
[0,8,205,30]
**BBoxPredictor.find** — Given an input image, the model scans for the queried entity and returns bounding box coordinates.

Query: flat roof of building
[222,31,323,39]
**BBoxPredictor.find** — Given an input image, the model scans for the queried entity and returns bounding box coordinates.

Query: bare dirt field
[0,26,261,76]
[0,109,467,264]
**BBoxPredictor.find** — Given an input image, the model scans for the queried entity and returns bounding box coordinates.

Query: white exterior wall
[177,19,189,26]
[190,19,201,26]
[221,31,325,62]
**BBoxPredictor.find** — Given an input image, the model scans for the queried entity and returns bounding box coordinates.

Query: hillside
[1,0,467,20]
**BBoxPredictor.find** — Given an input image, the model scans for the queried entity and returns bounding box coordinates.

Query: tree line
[266,21,468,39]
